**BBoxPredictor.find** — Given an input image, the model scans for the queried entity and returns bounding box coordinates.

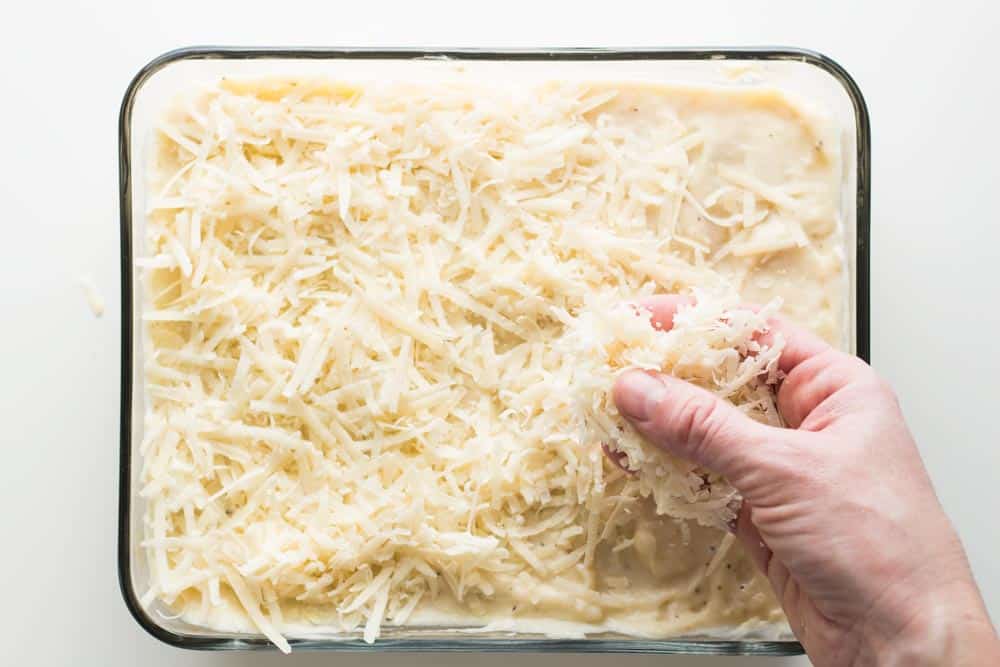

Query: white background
[1,1,997,665]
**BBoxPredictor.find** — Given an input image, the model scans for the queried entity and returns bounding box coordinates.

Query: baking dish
[118,46,870,654]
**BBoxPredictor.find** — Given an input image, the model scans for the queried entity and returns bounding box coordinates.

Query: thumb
[613,370,784,492]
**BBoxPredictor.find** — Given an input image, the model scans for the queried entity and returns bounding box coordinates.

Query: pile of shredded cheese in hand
[137,76,842,651]
[564,292,785,530]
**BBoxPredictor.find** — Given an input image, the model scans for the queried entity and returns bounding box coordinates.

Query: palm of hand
[741,363,960,665]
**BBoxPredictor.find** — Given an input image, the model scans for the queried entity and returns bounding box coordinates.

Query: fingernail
[616,371,667,421]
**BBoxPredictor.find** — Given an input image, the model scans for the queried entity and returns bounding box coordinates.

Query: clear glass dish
[118,46,870,654]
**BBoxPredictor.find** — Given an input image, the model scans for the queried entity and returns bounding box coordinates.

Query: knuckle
[782,350,889,428]
[874,377,900,404]
[853,375,900,409]
[670,393,724,457]
[765,436,820,484]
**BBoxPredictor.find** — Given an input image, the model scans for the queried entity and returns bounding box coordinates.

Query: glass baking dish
[118,46,870,654]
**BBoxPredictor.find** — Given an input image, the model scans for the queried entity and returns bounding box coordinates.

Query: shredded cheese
[79,275,105,317]
[139,76,844,650]
[564,292,785,529]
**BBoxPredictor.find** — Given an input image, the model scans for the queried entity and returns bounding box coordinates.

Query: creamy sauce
[141,78,845,644]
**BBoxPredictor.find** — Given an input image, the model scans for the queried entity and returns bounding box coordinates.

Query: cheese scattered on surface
[138,76,845,650]
[79,275,105,317]
[564,292,785,529]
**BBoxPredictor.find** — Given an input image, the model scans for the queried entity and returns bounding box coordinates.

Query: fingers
[601,442,635,475]
[637,294,690,331]
[614,370,775,487]
[636,292,867,432]
[756,314,832,375]
[777,350,868,429]
[637,293,832,375]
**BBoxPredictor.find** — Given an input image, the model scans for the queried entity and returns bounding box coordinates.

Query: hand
[613,295,999,667]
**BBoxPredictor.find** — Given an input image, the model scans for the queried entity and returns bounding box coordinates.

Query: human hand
[613,295,999,667]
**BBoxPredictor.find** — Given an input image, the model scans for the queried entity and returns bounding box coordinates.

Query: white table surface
[1,0,997,664]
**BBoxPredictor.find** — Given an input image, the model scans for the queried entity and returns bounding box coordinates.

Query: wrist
[856,583,999,667]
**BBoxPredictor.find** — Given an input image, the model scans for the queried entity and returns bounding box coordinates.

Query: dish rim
[118,45,871,654]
